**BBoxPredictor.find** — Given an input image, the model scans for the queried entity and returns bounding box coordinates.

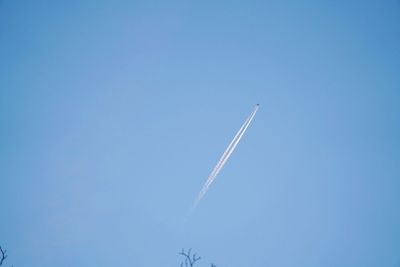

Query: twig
[0,246,7,266]
[179,248,201,267]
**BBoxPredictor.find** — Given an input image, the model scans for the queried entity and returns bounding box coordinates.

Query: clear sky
[1,1,400,267]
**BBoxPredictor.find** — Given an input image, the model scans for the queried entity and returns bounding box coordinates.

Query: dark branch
[0,246,7,266]
[179,248,201,267]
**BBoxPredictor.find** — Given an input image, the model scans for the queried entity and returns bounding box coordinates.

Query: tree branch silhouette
[0,246,7,266]
[179,248,201,267]
[178,248,216,267]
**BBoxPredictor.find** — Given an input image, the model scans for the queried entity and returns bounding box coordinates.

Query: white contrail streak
[193,104,259,209]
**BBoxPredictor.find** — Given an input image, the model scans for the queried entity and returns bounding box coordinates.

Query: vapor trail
[193,104,259,209]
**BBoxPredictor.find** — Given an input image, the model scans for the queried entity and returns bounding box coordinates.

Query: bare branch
[0,246,7,266]
[179,248,201,267]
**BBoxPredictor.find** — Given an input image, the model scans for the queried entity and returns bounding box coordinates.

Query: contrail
[193,104,259,209]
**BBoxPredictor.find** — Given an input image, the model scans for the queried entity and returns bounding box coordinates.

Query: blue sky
[1,1,400,266]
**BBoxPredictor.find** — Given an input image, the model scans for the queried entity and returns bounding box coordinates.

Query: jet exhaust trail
[193,104,259,209]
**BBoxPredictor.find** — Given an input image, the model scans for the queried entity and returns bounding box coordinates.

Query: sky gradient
[1,1,400,267]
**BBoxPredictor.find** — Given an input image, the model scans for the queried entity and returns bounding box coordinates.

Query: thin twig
[179,248,201,267]
[0,246,7,266]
